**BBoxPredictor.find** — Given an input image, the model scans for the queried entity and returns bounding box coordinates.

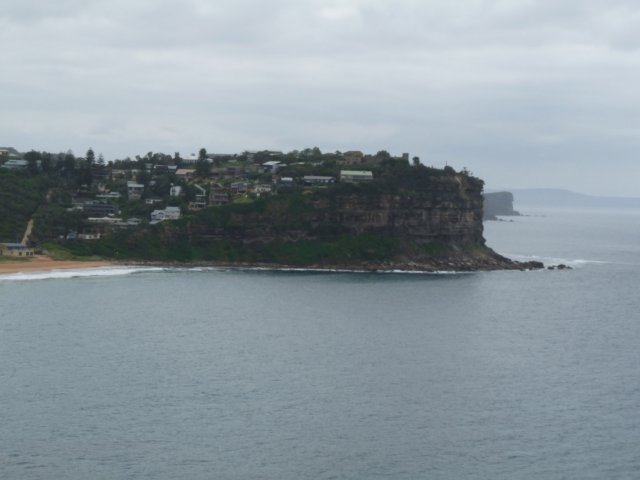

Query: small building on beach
[0,243,35,257]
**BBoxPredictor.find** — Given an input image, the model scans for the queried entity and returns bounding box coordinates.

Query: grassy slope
[0,172,47,242]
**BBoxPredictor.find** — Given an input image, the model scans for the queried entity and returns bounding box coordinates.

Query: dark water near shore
[2,208,640,479]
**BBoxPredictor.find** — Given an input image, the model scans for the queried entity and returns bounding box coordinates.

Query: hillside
[0,172,48,242]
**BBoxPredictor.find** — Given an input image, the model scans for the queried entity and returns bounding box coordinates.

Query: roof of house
[0,243,29,248]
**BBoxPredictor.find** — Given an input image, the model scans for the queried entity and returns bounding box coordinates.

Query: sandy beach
[0,255,113,275]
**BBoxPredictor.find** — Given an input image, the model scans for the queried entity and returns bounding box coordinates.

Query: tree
[24,150,42,176]
[197,148,212,175]
[64,152,76,174]
[412,156,420,167]
[376,150,391,161]
[41,152,53,172]
[86,148,95,165]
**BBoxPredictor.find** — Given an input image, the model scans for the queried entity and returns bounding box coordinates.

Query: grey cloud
[2,0,640,195]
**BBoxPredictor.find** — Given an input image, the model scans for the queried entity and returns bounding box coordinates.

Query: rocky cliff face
[186,174,486,248]
[483,191,520,220]
[318,177,484,245]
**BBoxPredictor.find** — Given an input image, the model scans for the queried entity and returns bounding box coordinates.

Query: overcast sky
[2,0,640,195]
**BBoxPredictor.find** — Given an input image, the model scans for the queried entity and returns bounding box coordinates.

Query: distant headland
[0,147,543,272]
[482,191,520,220]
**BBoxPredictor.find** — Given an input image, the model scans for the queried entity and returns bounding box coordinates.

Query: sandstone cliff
[98,171,541,271]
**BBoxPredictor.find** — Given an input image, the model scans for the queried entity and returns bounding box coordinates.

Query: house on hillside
[127,181,144,200]
[82,202,119,217]
[209,185,230,206]
[175,168,196,180]
[0,159,28,170]
[230,182,248,194]
[189,184,208,211]
[0,147,20,160]
[262,161,282,173]
[341,151,364,165]
[303,175,335,186]
[150,206,181,223]
[254,183,272,195]
[340,170,373,183]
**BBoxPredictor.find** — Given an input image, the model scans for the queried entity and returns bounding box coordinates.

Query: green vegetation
[0,172,49,242]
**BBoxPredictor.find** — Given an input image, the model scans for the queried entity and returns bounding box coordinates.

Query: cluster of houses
[2,147,411,242]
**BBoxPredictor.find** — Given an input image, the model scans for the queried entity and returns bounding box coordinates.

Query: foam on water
[500,253,611,267]
[0,266,163,282]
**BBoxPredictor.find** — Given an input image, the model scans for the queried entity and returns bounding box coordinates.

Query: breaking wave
[0,266,164,282]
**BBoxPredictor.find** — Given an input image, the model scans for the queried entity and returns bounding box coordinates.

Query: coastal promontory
[1,148,543,271]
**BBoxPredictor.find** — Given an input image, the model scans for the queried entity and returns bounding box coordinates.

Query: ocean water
[1,208,640,479]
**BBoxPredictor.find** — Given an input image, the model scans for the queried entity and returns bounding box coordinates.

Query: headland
[1,148,544,272]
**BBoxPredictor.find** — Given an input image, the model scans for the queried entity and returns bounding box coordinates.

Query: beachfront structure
[339,170,373,183]
[0,243,35,257]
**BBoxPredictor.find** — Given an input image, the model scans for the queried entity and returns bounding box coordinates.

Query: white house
[262,160,282,173]
[0,159,28,170]
[254,183,272,194]
[150,206,181,222]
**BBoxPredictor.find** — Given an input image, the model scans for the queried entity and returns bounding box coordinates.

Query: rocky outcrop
[483,191,520,220]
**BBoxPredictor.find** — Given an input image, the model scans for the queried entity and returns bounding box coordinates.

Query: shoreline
[0,256,114,275]
[120,256,545,273]
[0,254,545,277]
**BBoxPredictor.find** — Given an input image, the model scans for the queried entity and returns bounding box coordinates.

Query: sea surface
[1,207,640,479]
